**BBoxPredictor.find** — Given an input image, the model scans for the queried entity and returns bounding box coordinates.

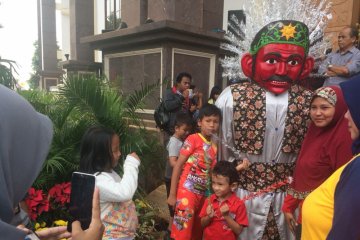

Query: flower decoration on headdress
[280,23,297,40]
[313,87,337,106]
[221,0,333,79]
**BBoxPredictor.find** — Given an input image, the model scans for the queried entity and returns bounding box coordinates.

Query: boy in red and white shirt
[167,104,221,240]
[200,161,248,240]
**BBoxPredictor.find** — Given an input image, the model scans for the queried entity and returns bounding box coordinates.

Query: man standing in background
[319,26,360,86]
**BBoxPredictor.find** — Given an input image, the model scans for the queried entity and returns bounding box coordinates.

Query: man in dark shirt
[164,72,192,135]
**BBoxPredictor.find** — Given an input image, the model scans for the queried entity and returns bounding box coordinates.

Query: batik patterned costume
[216,82,312,240]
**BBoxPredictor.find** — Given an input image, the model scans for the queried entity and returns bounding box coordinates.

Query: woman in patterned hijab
[282,86,353,239]
[301,70,360,240]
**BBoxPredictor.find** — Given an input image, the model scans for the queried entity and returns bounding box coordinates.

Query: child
[200,161,248,240]
[189,84,203,124]
[208,86,222,104]
[79,126,140,240]
[164,112,192,239]
[167,104,221,240]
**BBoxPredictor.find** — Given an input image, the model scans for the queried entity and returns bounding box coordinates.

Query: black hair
[198,104,221,120]
[212,161,239,184]
[209,85,222,100]
[174,111,193,128]
[175,72,192,84]
[79,126,116,174]
[347,26,359,40]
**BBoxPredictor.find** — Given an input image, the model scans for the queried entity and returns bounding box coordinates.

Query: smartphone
[24,232,40,240]
[67,172,95,232]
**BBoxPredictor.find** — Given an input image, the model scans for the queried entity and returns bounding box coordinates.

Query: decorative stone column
[37,0,62,90]
[60,0,102,76]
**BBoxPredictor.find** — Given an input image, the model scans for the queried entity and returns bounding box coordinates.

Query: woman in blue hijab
[301,75,360,239]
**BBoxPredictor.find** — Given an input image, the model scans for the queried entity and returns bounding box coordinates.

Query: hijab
[292,86,353,192]
[0,85,53,239]
[340,76,360,155]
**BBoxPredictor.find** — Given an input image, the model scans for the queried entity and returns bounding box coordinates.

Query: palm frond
[33,174,57,190]
[23,74,164,194]
[124,81,160,117]
[19,90,58,114]
[59,75,124,124]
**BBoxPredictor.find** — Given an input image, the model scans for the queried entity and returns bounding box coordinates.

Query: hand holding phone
[71,188,104,240]
[23,183,102,240]
[24,232,40,240]
[67,172,95,232]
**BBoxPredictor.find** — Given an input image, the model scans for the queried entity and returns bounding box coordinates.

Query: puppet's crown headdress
[221,0,332,79]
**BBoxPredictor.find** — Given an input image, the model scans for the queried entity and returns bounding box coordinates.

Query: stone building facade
[81,0,225,115]
[38,0,359,125]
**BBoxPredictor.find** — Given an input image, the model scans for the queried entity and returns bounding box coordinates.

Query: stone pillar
[69,0,94,61]
[203,1,224,31]
[38,0,58,71]
[61,0,101,76]
[147,0,224,31]
[147,0,175,22]
[121,0,148,28]
[37,0,62,90]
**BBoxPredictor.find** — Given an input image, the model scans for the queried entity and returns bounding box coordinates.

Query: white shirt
[95,155,140,218]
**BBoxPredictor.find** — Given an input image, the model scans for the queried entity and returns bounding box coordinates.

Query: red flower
[25,188,49,221]
[49,182,71,205]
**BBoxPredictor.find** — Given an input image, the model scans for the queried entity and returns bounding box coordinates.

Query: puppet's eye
[266,58,277,64]
[288,60,299,66]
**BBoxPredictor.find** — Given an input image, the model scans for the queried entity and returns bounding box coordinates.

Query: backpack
[154,99,170,132]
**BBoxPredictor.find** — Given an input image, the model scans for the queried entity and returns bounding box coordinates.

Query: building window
[105,0,121,30]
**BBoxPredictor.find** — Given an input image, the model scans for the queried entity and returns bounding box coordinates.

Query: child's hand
[236,158,250,171]
[220,204,230,217]
[206,204,215,218]
[167,194,177,207]
[129,152,140,162]
[284,212,297,236]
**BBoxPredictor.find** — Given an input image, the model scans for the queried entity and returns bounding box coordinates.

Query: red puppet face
[241,43,314,94]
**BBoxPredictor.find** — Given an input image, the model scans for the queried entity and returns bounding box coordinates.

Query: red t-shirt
[199,193,248,240]
[178,133,217,195]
